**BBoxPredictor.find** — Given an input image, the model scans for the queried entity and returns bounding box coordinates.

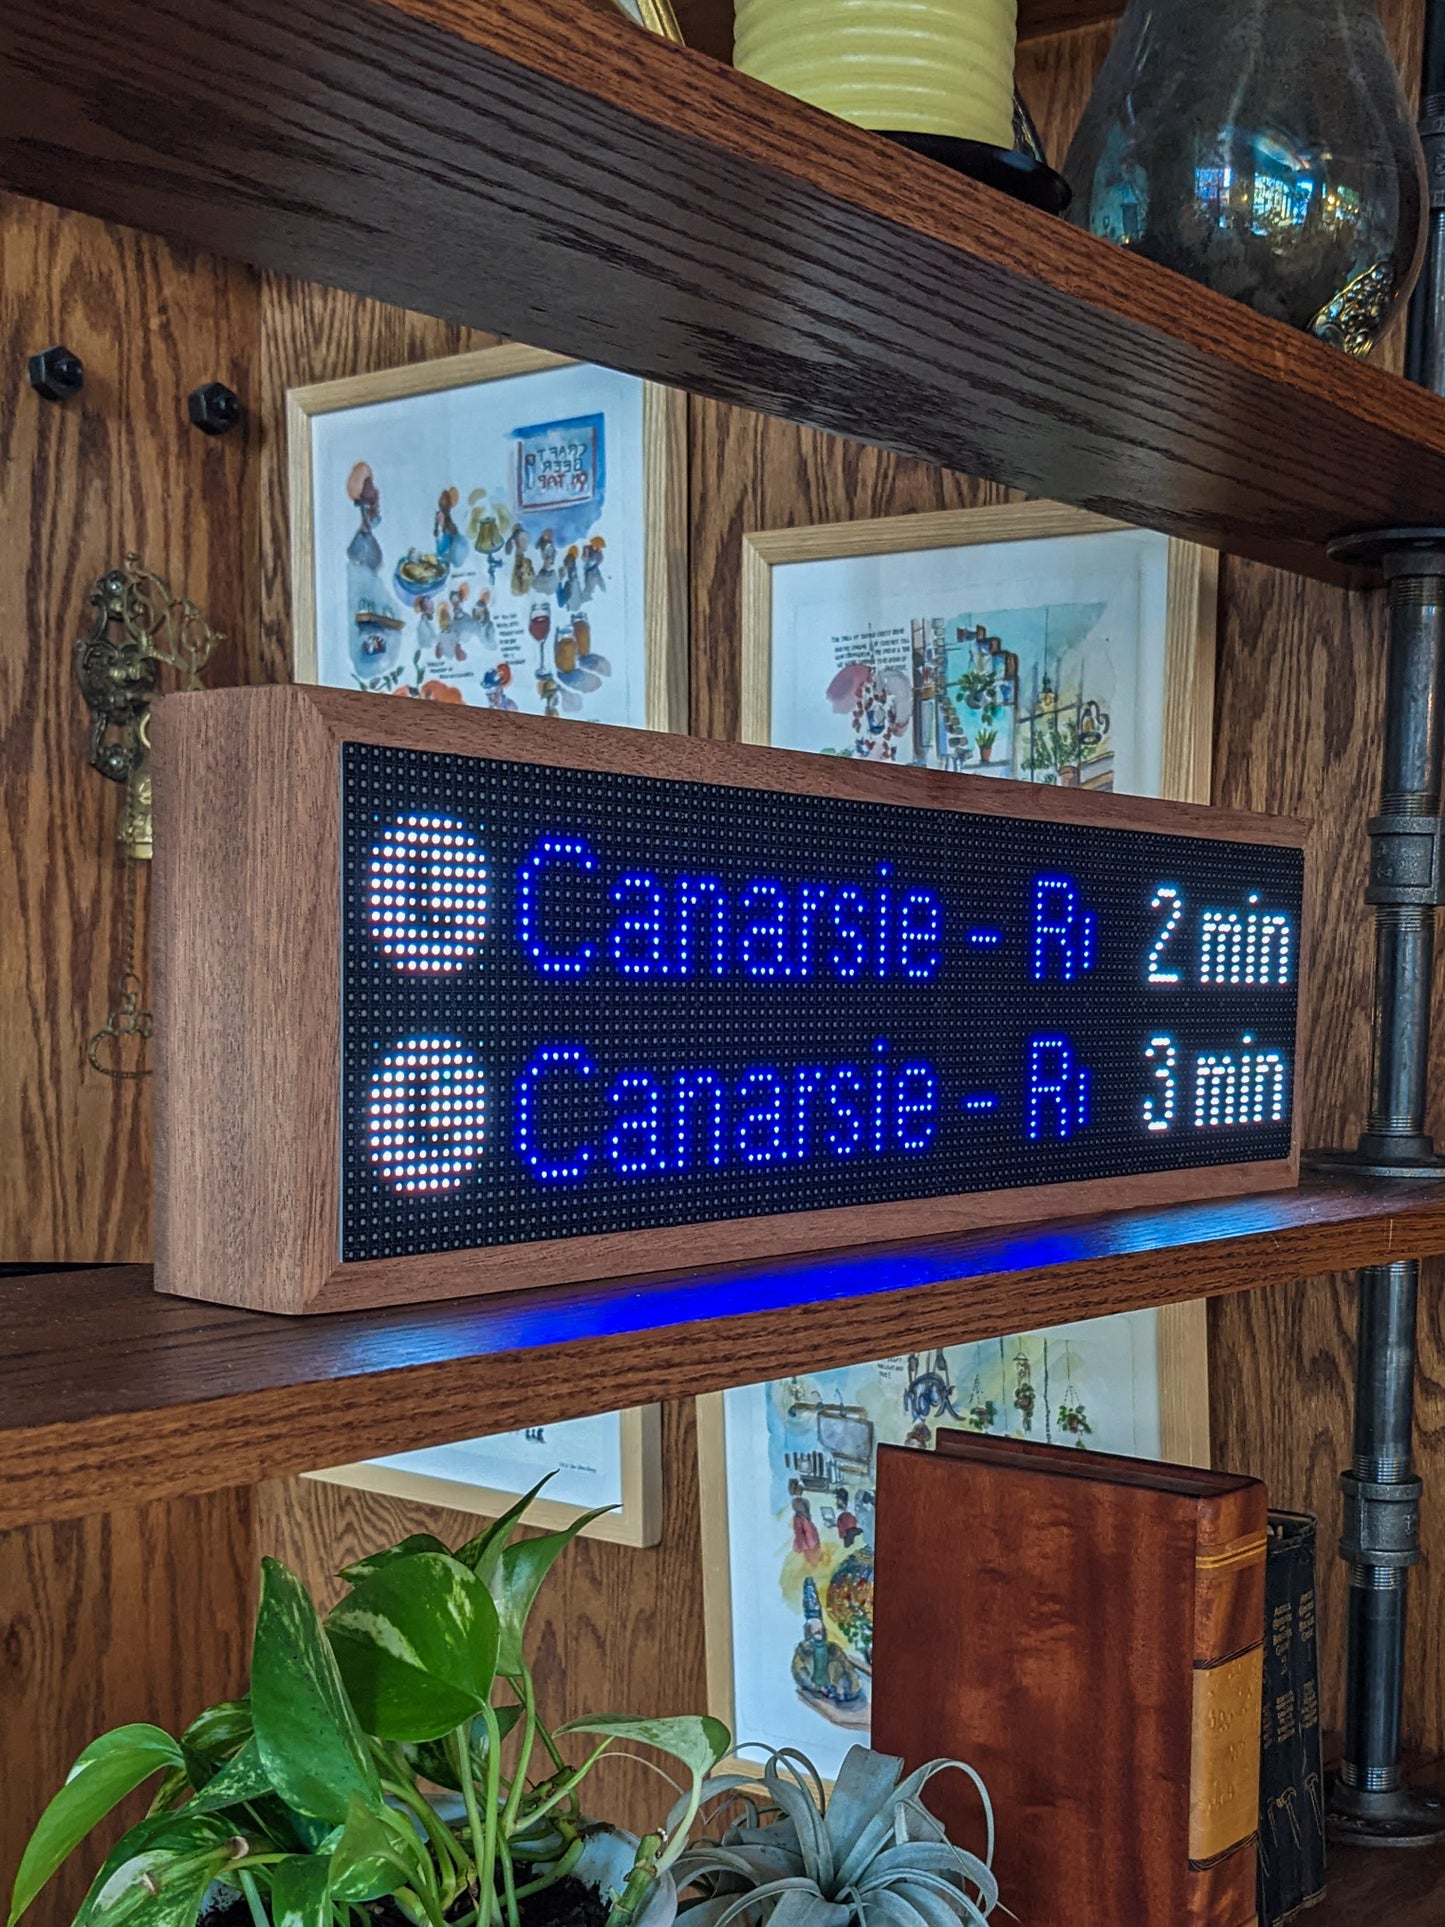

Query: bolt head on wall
[187,381,242,436]
[27,344,84,402]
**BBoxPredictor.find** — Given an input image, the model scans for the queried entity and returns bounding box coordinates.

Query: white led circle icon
[367,1037,486,1193]
[367,814,488,974]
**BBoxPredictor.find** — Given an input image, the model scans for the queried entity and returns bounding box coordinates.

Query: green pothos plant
[9,1476,729,1927]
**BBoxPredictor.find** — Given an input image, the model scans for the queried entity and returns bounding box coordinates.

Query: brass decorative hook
[74,555,220,860]
[76,556,221,1075]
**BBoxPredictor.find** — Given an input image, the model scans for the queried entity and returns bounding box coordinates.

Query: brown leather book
[872,1433,1267,1927]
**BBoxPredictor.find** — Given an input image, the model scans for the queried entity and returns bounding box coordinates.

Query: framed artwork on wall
[700,500,1220,1772]
[287,343,688,732]
[742,501,1214,796]
[696,1323,1200,1778]
[307,1405,663,1548]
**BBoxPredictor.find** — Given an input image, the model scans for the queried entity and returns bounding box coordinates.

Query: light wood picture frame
[742,502,1215,802]
[288,344,688,734]
[306,1404,663,1548]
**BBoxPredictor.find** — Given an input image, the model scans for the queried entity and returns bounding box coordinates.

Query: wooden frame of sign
[152,684,1308,1316]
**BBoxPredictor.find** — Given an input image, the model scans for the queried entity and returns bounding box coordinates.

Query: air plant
[671,1745,998,1927]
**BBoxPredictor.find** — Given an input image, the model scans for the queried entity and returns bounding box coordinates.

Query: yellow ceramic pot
[735,0,1017,149]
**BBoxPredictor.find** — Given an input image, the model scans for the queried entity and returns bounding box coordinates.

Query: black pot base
[880,132,1072,215]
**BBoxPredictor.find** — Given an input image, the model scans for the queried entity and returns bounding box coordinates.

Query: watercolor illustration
[769,527,1174,798]
[718,1315,1159,1778]
[309,364,649,726]
[820,603,1114,783]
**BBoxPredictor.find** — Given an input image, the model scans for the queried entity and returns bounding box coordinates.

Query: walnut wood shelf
[3,1178,1445,1530]
[3,0,1444,582]
[1312,1839,1445,1927]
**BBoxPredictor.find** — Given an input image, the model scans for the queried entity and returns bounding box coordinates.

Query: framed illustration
[696,1324,1200,1778]
[307,1405,662,1548]
[702,501,1220,1771]
[288,344,687,733]
[742,502,1214,798]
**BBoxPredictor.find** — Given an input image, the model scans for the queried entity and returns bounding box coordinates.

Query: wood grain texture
[0,1487,255,1921]
[3,0,1445,579]
[1206,554,1416,1753]
[1,1184,1441,1530]
[1312,1794,1445,1923]
[0,187,261,1927]
[873,1440,1266,1924]
[0,191,259,1263]
[151,683,341,1314]
[255,1398,707,1840]
[151,681,1305,1314]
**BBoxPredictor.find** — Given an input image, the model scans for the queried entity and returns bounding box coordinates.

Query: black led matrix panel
[341,741,1304,1264]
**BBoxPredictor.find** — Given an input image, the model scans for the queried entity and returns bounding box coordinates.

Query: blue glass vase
[1063,0,1427,356]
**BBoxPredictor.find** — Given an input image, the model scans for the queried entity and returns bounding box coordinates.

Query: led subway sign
[338,740,1305,1266]
[151,690,1309,1312]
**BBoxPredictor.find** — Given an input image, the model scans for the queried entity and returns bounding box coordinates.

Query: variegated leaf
[251,1558,382,1823]
[327,1551,499,1743]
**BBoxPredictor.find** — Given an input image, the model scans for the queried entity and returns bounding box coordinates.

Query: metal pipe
[1357,565,1445,1166]
[1321,540,1445,1838]
[1339,1261,1422,1796]
[1321,1,1445,1839]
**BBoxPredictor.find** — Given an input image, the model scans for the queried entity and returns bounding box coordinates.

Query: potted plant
[671,1744,998,1927]
[8,1478,728,1927]
[953,665,1000,721]
[973,725,997,766]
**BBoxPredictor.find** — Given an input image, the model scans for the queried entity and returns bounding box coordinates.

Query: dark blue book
[1258,1513,1327,1923]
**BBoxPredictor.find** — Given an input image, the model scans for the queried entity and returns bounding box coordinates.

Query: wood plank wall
[4,1,1445,1912]
[0,197,259,1263]
[0,194,265,1915]
[1198,0,1445,1767]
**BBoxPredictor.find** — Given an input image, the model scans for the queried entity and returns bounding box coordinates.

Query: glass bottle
[1063,0,1426,357]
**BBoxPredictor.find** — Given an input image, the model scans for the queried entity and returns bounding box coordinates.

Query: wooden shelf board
[2,0,1443,581]
[1016,0,1121,34]
[1312,1837,1445,1927]
[1311,1765,1445,1926]
[3,1178,1445,1530]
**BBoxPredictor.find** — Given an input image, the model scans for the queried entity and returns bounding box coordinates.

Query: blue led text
[1031,877,1097,982]
[517,839,597,976]
[514,1041,940,1180]
[515,843,942,983]
[1026,1035,1090,1140]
